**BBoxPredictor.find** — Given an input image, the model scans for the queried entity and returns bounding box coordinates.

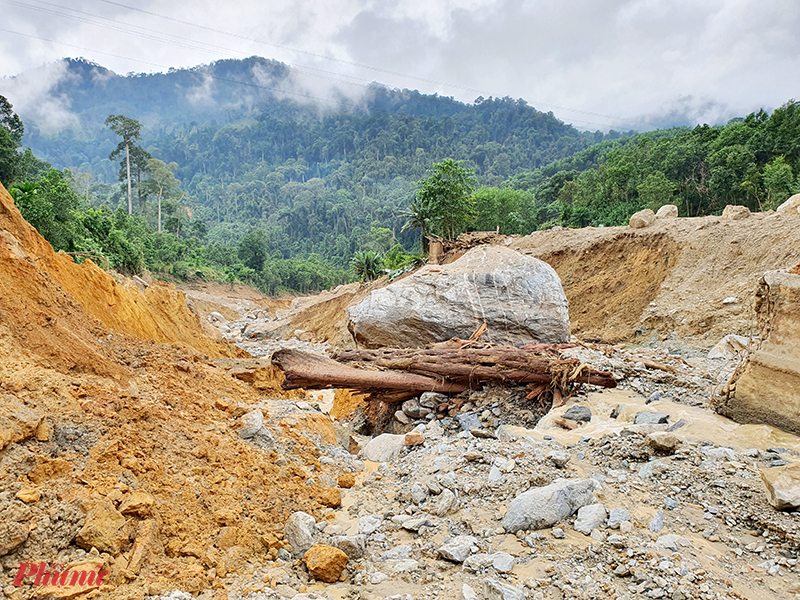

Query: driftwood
[273,346,616,394]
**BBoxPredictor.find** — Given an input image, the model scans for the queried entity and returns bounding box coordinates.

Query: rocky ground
[134,336,800,600]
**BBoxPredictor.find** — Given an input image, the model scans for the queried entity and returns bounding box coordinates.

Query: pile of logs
[271,345,616,431]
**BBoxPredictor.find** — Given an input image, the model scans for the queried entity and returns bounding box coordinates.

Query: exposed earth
[1,183,799,600]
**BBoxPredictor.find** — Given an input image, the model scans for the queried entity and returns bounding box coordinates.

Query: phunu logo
[13,562,109,588]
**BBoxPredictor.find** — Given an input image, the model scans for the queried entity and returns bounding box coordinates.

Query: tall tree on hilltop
[105,114,142,215]
[141,158,181,233]
[412,159,477,241]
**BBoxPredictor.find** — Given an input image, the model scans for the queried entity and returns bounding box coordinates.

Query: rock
[776,192,800,215]
[462,583,480,600]
[701,446,738,461]
[435,488,460,516]
[337,472,355,488]
[0,395,42,450]
[657,534,689,551]
[437,535,477,562]
[655,204,679,218]
[590,528,606,542]
[708,334,750,359]
[382,545,412,560]
[402,399,430,419]
[126,519,162,575]
[302,545,348,583]
[634,411,669,425]
[118,489,155,516]
[574,503,607,535]
[470,428,496,439]
[318,488,342,508]
[456,412,482,432]
[563,405,592,423]
[722,296,739,305]
[358,515,383,535]
[411,483,428,505]
[551,527,565,539]
[402,516,432,531]
[607,507,631,529]
[649,510,664,533]
[347,245,570,348]
[404,431,425,446]
[502,478,599,533]
[360,433,406,462]
[761,462,800,510]
[15,486,40,503]
[607,534,626,548]
[75,500,127,554]
[491,552,515,573]
[722,204,750,220]
[394,410,411,425]
[483,578,525,600]
[333,534,367,559]
[420,392,447,408]
[235,409,274,442]
[646,391,660,404]
[629,209,656,229]
[547,450,571,468]
[284,512,317,554]
[646,432,680,453]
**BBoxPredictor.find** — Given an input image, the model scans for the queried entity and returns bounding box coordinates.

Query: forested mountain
[14,57,613,263]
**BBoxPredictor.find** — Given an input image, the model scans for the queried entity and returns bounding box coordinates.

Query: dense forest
[3,56,799,294]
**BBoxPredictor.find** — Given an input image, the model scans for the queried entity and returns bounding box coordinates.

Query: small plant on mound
[351,250,385,281]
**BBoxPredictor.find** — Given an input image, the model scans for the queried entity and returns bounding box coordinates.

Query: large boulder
[714,271,800,435]
[347,245,570,348]
[629,209,655,229]
[502,478,599,532]
[776,193,800,216]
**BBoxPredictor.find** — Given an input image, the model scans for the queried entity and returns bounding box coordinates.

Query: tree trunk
[158,188,163,233]
[125,141,132,215]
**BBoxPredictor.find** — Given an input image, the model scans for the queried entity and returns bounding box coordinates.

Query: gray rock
[284,511,316,554]
[551,528,565,539]
[381,545,412,560]
[456,412,482,432]
[708,334,750,359]
[394,410,411,425]
[574,503,607,535]
[634,411,669,425]
[411,483,428,505]
[761,462,800,510]
[656,534,689,551]
[463,553,495,571]
[646,432,680,453]
[701,446,738,461]
[563,405,592,423]
[607,507,631,529]
[462,584,480,600]
[655,204,679,219]
[667,419,688,432]
[649,510,664,533]
[237,409,274,441]
[488,465,503,482]
[347,245,570,348]
[360,433,406,462]
[491,552,515,573]
[502,478,599,533]
[334,534,367,559]
[402,399,431,419]
[402,517,432,531]
[607,534,626,548]
[548,450,571,468]
[646,391,661,404]
[435,488,459,516]
[420,392,447,409]
[358,514,383,535]
[438,535,477,562]
[482,579,525,600]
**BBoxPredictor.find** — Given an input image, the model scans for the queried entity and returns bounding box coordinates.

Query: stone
[776,193,800,215]
[492,552,515,573]
[15,486,40,503]
[402,517,431,531]
[333,534,367,559]
[657,534,690,551]
[574,503,607,535]
[548,450,571,468]
[708,334,750,359]
[629,209,656,229]
[649,510,664,533]
[0,394,42,450]
[235,409,273,442]
[337,472,355,488]
[75,500,128,554]
[437,535,477,562]
[702,446,738,461]
[126,519,162,574]
[411,483,428,505]
[483,578,525,600]
[394,410,411,425]
[302,545,348,583]
[435,488,459,516]
[646,432,680,453]
[607,507,631,529]
[462,583,480,600]
[456,412,482,432]
[551,528,565,539]
[402,399,430,419]
[284,512,317,554]
[655,204,679,218]
[722,204,750,220]
[358,514,383,535]
[563,405,592,423]
[502,478,599,533]
[318,487,342,508]
[118,489,155,516]
[347,245,570,348]
[420,392,447,408]
[634,411,669,425]
[404,431,425,446]
[761,462,800,510]
[360,433,406,462]
[464,553,495,571]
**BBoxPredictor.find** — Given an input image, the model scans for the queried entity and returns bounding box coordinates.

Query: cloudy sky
[1,0,799,131]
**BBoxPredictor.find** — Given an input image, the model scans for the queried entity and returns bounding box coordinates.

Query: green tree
[637,171,676,210]
[351,250,384,281]
[238,229,268,271]
[0,95,24,185]
[763,156,795,209]
[0,95,23,145]
[413,159,477,241]
[105,114,143,215]
[142,158,181,232]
